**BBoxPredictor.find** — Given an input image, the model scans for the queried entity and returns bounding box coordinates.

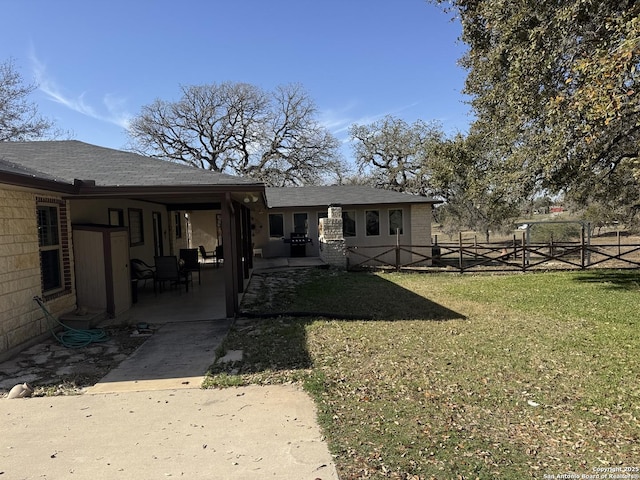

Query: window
[174,212,182,239]
[293,212,308,235]
[108,208,124,226]
[128,208,144,246]
[389,209,403,235]
[37,204,62,293]
[342,210,356,237]
[269,213,284,238]
[317,211,328,224]
[366,210,380,236]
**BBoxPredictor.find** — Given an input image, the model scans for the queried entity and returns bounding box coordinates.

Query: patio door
[152,212,163,257]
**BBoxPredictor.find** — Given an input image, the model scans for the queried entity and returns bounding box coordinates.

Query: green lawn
[205,269,640,479]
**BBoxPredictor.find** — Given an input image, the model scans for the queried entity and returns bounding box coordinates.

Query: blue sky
[1,0,470,164]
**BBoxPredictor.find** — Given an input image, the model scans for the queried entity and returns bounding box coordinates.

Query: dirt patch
[0,326,149,397]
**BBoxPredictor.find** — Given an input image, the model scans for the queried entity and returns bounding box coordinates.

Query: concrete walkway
[1,319,339,479]
[87,319,231,394]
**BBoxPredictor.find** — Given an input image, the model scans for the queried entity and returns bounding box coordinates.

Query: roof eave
[69,183,266,199]
[267,199,443,209]
[0,171,76,194]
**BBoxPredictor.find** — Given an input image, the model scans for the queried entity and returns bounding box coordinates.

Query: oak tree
[429,133,523,239]
[434,0,639,205]
[349,115,445,196]
[0,59,55,141]
[128,82,343,186]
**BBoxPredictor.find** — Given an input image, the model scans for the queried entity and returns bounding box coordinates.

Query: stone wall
[0,187,75,360]
[318,206,347,269]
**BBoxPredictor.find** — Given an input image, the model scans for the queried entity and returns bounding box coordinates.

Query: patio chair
[154,256,188,293]
[214,245,223,268]
[179,248,201,285]
[199,245,215,264]
[130,258,156,291]
[200,244,222,268]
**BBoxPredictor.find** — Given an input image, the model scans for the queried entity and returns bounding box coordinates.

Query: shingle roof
[0,140,261,187]
[0,141,440,208]
[265,185,440,208]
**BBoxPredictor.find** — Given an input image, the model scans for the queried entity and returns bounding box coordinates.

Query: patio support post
[242,205,252,276]
[234,203,243,293]
[222,192,238,317]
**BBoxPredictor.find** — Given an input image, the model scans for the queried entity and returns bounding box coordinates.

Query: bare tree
[0,59,56,141]
[128,82,343,186]
[349,115,445,195]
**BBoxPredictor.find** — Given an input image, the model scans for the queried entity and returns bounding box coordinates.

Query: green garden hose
[33,296,109,348]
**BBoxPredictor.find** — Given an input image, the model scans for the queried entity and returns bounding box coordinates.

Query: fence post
[618,229,621,257]
[432,234,440,265]
[474,235,478,260]
[580,225,586,269]
[522,231,526,271]
[459,231,464,272]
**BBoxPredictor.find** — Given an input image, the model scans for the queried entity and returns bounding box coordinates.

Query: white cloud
[320,100,422,139]
[29,50,131,129]
[103,93,132,129]
[319,102,358,136]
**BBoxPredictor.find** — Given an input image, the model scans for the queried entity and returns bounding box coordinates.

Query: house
[0,140,264,360]
[251,186,440,267]
[0,140,440,359]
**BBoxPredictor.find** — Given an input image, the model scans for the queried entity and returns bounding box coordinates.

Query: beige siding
[71,198,172,264]
[252,203,433,265]
[0,186,75,359]
[73,229,108,310]
[410,203,433,265]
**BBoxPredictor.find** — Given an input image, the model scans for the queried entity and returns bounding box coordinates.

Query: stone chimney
[318,204,347,269]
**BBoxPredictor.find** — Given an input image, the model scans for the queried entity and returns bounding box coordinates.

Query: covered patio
[120,262,228,325]
[115,256,327,327]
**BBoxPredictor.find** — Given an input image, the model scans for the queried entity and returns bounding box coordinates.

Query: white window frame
[293,212,309,235]
[365,210,380,237]
[37,203,63,294]
[128,208,144,246]
[268,213,284,238]
[389,208,404,236]
[343,210,356,237]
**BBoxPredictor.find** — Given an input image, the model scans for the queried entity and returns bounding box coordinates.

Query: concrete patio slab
[0,386,339,480]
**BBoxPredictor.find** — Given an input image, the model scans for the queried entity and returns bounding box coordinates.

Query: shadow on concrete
[87,319,232,393]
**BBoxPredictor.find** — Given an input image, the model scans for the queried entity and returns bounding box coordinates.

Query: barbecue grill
[284,232,312,257]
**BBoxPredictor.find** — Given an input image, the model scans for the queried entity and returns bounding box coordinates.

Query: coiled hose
[33,296,109,348]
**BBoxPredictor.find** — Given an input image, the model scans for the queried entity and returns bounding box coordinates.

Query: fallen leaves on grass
[205,268,640,479]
